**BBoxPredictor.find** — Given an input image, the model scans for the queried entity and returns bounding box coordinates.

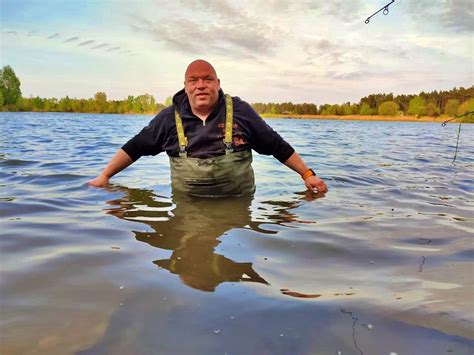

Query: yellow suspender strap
[174,109,188,157]
[175,95,232,157]
[224,94,233,154]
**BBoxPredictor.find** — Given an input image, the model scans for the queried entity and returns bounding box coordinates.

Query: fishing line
[442,111,473,163]
[360,0,402,114]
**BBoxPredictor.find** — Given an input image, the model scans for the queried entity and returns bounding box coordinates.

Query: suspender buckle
[224,140,233,154]
[179,145,187,158]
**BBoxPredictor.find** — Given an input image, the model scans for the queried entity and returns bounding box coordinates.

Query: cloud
[130,1,282,58]
[48,33,60,39]
[107,46,120,52]
[306,0,368,23]
[406,0,473,32]
[178,0,235,17]
[302,37,368,68]
[92,43,110,49]
[442,0,474,32]
[78,40,95,47]
[132,20,276,58]
[64,36,79,43]
[325,70,369,80]
[4,31,17,35]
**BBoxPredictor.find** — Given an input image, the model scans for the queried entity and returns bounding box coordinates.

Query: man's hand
[283,152,329,195]
[88,149,134,188]
[304,175,328,193]
[88,174,110,188]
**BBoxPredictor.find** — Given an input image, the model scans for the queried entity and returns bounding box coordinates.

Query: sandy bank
[262,114,463,123]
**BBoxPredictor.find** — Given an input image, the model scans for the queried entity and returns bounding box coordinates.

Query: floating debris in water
[281,288,321,298]
[370,260,375,264]
[280,333,284,337]
[111,246,120,250]
[214,329,220,334]
[367,324,374,330]
[119,285,124,290]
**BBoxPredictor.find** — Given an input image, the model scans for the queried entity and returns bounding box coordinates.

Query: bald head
[184,59,218,79]
[184,59,221,118]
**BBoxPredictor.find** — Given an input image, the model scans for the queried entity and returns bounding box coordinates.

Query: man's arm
[284,152,328,193]
[88,149,134,187]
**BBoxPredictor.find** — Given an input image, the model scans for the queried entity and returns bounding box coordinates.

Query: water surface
[1,112,473,354]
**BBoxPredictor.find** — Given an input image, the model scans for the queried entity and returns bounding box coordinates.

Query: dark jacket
[122,89,294,163]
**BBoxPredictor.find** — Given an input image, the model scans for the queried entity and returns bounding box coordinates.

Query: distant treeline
[0,65,166,114]
[1,65,473,118]
[253,86,474,118]
[14,92,166,114]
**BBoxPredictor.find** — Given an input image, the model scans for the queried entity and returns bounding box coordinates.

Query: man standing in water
[89,59,328,197]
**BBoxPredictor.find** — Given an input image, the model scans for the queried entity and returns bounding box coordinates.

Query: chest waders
[169,95,256,197]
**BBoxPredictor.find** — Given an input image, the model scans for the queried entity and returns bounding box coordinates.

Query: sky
[1,0,473,105]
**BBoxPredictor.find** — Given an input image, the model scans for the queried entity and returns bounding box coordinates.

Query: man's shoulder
[230,95,246,105]
[159,105,175,116]
[151,105,175,121]
[230,95,258,118]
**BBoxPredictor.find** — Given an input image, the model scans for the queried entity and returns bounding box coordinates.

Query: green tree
[0,65,22,106]
[94,92,107,113]
[444,99,460,116]
[44,98,57,112]
[359,102,373,115]
[18,97,33,111]
[423,102,440,117]
[270,104,277,114]
[378,101,400,116]
[407,96,426,116]
[327,105,338,115]
[31,96,45,111]
[340,103,352,115]
[165,96,173,107]
[135,94,156,113]
[57,96,73,112]
[0,89,4,108]
[458,98,474,115]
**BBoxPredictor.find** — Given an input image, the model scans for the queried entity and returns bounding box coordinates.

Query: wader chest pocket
[184,176,231,188]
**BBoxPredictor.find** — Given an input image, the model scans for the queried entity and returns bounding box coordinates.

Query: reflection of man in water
[90,59,328,197]
[107,188,306,292]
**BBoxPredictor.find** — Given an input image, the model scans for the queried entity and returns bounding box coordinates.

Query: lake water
[1,112,473,354]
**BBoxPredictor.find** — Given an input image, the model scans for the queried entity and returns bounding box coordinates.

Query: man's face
[184,61,221,114]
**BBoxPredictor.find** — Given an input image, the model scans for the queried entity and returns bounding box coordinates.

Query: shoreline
[261,113,464,123]
[1,110,468,123]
